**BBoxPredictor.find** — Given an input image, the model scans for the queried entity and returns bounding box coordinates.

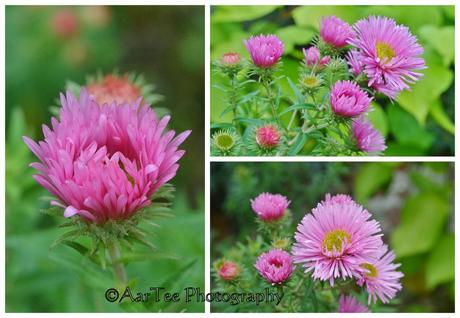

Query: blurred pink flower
[51,9,79,39]
[346,50,363,76]
[293,194,383,285]
[303,46,330,67]
[256,125,281,149]
[331,80,371,117]
[218,261,240,281]
[348,16,426,98]
[255,249,294,284]
[221,52,241,66]
[244,34,284,68]
[23,90,190,224]
[339,295,369,313]
[320,16,354,48]
[251,192,290,222]
[352,119,387,154]
[357,245,403,304]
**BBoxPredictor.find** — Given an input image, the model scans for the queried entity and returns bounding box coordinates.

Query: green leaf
[292,6,362,29]
[368,103,388,138]
[234,117,264,126]
[426,234,455,290]
[60,240,89,256]
[353,163,394,204]
[275,26,314,54]
[391,192,450,258]
[288,133,307,155]
[279,103,314,117]
[396,53,453,125]
[212,6,280,23]
[387,104,434,153]
[211,122,234,130]
[429,99,455,135]
[287,77,304,104]
[419,26,454,66]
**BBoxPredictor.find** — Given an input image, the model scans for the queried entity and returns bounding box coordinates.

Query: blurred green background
[211,162,454,312]
[211,5,455,156]
[6,6,204,312]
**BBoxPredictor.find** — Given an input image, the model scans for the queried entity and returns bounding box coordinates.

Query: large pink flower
[23,90,190,224]
[348,16,426,98]
[352,119,387,155]
[338,295,369,313]
[255,249,294,284]
[356,245,403,304]
[320,16,354,48]
[244,34,284,68]
[251,192,290,222]
[331,80,372,117]
[293,194,383,285]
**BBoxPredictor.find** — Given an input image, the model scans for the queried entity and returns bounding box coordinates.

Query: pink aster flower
[292,194,383,285]
[348,16,426,98]
[303,46,330,67]
[352,119,387,155]
[338,295,369,313]
[256,124,281,149]
[320,16,354,48]
[347,50,363,76]
[221,52,241,66]
[251,192,290,222]
[356,245,403,304]
[255,249,294,284]
[23,90,190,224]
[331,80,372,117]
[218,261,240,281]
[244,34,284,68]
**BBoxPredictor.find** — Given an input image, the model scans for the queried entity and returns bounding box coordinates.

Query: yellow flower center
[302,75,320,88]
[323,229,351,253]
[361,263,378,278]
[215,133,235,150]
[376,41,395,63]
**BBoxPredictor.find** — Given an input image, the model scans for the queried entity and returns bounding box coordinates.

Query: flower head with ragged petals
[347,50,363,76]
[256,124,281,149]
[353,119,387,155]
[348,16,426,98]
[331,80,372,117]
[339,295,369,313]
[23,90,190,224]
[255,249,294,284]
[87,74,142,105]
[244,34,284,68]
[251,192,290,222]
[320,16,354,48]
[221,52,241,66]
[292,194,383,285]
[356,244,403,304]
[218,261,240,281]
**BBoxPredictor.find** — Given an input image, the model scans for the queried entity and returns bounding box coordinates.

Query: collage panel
[210,162,455,313]
[210,5,455,156]
[5,5,204,313]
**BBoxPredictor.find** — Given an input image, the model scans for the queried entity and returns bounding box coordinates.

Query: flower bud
[221,52,241,66]
[218,261,240,281]
[256,125,281,149]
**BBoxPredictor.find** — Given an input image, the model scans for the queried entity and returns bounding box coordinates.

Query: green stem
[108,242,128,286]
[261,78,283,129]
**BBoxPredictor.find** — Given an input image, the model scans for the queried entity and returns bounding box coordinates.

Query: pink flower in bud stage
[221,52,241,66]
[331,80,372,117]
[255,249,294,284]
[251,192,290,221]
[320,16,354,48]
[23,90,191,224]
[256,125,281,149]
[218,261,240,281]
[244,34,284,68]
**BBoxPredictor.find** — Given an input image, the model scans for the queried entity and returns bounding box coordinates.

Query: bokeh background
[211,5,455,156]
[6,6,204,312]
[211,162,454,312]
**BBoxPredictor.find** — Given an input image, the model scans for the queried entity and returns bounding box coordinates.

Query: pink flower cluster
[24,90,190,224]
[293,194,403,304]
[255,249,294,285]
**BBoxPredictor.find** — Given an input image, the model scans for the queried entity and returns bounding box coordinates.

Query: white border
[1,0,458,317]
